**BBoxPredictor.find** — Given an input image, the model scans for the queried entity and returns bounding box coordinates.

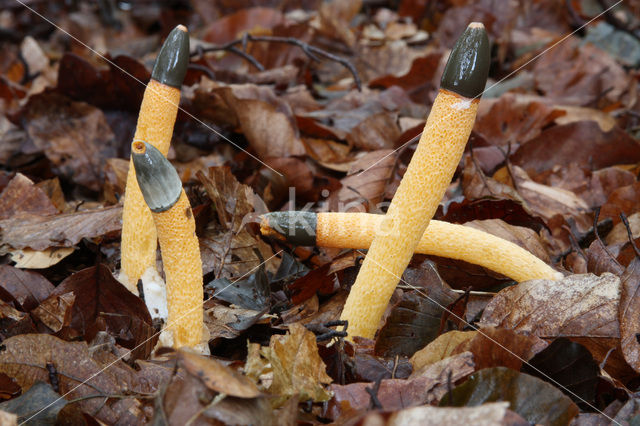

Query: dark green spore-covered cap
[263,211,317,246]
[131,141,182,213]
[151,25,190,88]
[440,22,490,99]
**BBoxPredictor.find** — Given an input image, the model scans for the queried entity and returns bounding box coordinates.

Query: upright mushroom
[261,211,562,283]
[131,141,203,348]
[120,25,190,292]
[339,23,491,339]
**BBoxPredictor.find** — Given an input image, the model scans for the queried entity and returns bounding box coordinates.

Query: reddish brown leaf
[30,292,74,333]
[325,352,474,419]
[510,122,640,175]
[619,256,640,372]
[50,264,155,359]
[0,265,54,311]
[0,173,57,220]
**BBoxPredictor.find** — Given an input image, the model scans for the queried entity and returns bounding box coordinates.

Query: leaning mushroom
[339,23,491,339]
[131,141,203,349]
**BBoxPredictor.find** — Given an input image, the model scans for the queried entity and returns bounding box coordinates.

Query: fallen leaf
[30,292,74,332]
[178,349,261,398]
[599,182,640,225]
[327,150,396,212]
[464,219,551,264]
[0,265,54,311]
[0,206,122,253]
[452,327,548,371]
[474,94,562,147]
[202,7,284,45]
[619,254,640,373]
[0,382,66,425]
[0,334,143,424]
[0,173,57,220]
[374,284,457,358]
[50,264,155,359]
[384,402,518,426]
[510,122,640,175]
[9,247,74,269]
[263,322,332,405]
[0,299,36,339]
[410,330,477,374]
[326,352,474,419]
[521,338,599,404]
[21,93,118,191]
[440,367,579,426]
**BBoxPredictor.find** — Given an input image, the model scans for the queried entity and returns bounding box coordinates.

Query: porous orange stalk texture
[340,90,479,339]
[121,79,181,291]
[316,213,562,282]
[153,190,203,348]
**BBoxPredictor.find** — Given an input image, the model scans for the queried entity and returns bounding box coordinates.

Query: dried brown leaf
[178,349,261,398]
[385,402,518,426]
[0,205,122,253]
[452,327,548,371]
[325,352,474,419]
[30,292,74,332]
[410,330,476,374]
[22,93,118,191]
[263,322,332,405]
[0,265,54,311]
[619,256,640,373]
[0,334,142,424]
[0,173,57,220]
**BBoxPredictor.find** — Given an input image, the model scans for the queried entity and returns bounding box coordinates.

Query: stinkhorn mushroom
[339,23,491,339]
[131,141,203,348]
[120,25,190,293]
[261,211,563,283]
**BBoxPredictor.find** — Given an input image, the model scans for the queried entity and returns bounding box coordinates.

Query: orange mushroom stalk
[131,141,203,348]
[261,211,563,283]
[120,25,190,292]
[339,23,491,339]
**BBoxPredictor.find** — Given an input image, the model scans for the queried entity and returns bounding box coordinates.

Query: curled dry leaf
[327,150,396,212]
[464,219,551,264]
[0,205,122,253]
[30,292,74,332]
[263,323,332,405]
[211,83,305,158]
[178,349,261,398]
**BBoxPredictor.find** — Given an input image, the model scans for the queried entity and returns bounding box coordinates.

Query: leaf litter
[0,0,640,424]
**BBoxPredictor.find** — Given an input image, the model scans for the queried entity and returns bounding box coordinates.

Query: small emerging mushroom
[261,211,563,283]
[120,25,190,293]
[131,141,203,349]
[340,23,491,339]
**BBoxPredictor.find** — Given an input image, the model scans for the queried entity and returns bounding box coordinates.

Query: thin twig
[191,33,362,90]
[620,213,640,258]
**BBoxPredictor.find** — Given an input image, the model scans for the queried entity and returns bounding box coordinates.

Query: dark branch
[191,33,362,90]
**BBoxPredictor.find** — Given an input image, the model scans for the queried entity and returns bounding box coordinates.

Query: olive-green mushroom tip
[131,141,182,213]
[151,25,190,89]
[440,22,491,99]
[260,211,318,246]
